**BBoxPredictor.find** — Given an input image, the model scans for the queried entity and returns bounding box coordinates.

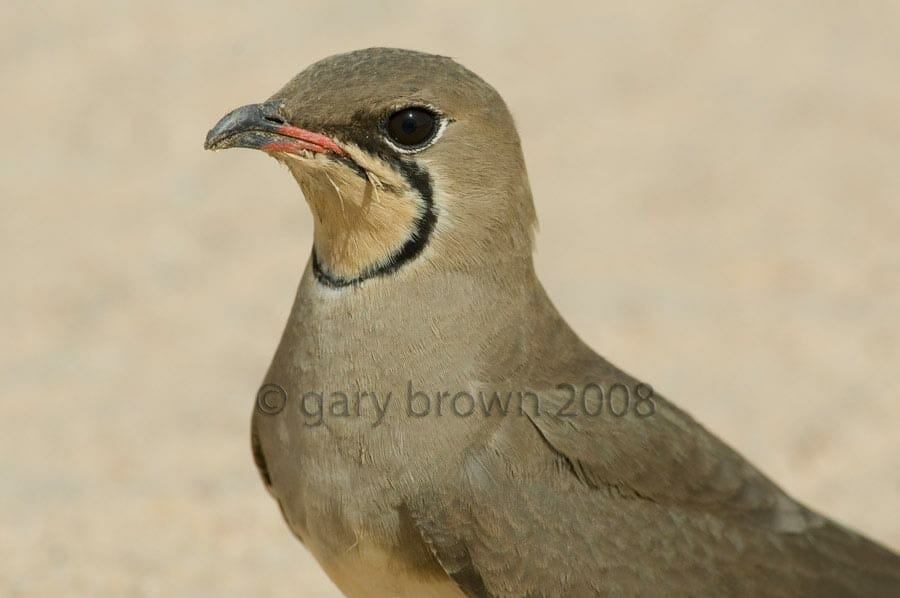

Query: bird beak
[204,99,347,157]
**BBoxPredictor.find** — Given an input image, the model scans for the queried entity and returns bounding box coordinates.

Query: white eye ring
[382,107,449,154]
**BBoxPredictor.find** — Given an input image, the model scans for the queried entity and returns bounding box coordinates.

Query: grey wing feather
[412,380,900,596]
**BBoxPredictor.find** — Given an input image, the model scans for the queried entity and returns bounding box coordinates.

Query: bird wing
[524,377,810,528]
[406,374,900,596]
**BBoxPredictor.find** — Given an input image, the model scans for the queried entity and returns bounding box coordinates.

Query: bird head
[205,48,536,287]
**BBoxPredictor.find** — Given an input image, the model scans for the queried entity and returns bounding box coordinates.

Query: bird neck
[286,253,559,385]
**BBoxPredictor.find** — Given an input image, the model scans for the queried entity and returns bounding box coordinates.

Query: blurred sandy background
[2,1,899,596]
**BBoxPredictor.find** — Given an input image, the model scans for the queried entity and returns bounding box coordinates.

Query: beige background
[2,1,899,596]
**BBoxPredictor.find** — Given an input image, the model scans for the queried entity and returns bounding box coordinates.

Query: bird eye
[386,108,437,149]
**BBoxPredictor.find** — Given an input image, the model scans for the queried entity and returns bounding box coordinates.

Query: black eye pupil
[387,108,436,148]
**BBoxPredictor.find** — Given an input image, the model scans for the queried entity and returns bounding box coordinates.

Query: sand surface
[2,1,899,596]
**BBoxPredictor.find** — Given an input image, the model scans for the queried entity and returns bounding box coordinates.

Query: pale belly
[318,543,465,598]
[260,416,464,597]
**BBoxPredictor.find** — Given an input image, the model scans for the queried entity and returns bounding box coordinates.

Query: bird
[205,48,900,597]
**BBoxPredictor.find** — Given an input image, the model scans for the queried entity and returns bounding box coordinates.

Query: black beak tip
[203,131,216,151]
[204,109,245,151]
[204,101,285,151]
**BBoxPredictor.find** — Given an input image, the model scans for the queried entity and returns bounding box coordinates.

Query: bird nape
[205,48,900,597]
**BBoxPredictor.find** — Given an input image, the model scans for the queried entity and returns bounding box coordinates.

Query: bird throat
[281,152,436,287]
